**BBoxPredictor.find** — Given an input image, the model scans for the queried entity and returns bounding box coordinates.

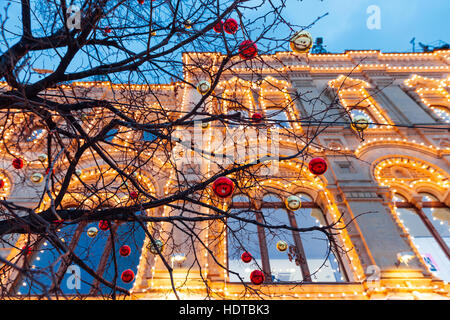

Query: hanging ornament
[87,227,98,238]
[80,113,89,122]
[202,122,210,129]
[138,0,145,4]
[0,179,4,188]
[276,240,288,252]
[148,239,164,254]
[119,245,131,257]
[21,245,32,256]
[196,80,211,95]
[285,195,301,211]
[308,157,327,175]
[98,220,110,231]
[213,20,224,33]
[121,269,135,283]
[351,115,370,132]
[130,191,138,199]
[238,40,258,60]
[212,177,234,198]
[250,270,265,285]
[184,20,192,29]
[290,30,313,53]
[30,173,44,184]
[241,251,252,263]
[223,18,239,34]
[251,113,263,123]
[104,27,111,34]
[45,168,55,175]
[37,154,48,162]
[12,158,24,169]
[75,169,82,176]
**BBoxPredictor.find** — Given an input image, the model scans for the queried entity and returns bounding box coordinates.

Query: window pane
[266,108,290,128]
[294,206,345,282]
[99,221,146,293]
[396,207,450,282]
[262,194,301,282]
[227,200,262,283]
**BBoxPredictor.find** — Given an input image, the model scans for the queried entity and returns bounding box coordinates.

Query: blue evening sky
[286,0,449,53]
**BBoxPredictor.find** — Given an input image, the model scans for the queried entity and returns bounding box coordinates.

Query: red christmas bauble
[130,191,138,199]
[250,270,265,285]
[251,113,263,123]
[0,179,4,188]
[22,245,32,256]
[99,220,110,231]
[238,40,258,60]
[121,269,135,283]
[12,158,24,169]
[241,251,252,263]
[119,245,131,257]
[213,20,224,33]
[212,177,234,198]
[224,18,239,34]
[138,0,144,4]
[104,27,111,33]
[45,168,55,175]
[308,157,328,175]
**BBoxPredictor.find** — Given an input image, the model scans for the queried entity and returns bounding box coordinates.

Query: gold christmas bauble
[87,227,98,238]
[148,239,164,254]
[196,81,211,95]
[30,173,44,184]
[184,20,192,29]
[290,30,313,53]
[351,115,370,132]
[37,154,48,162]
[202,122,210,129]
[276,240,288,252]
[285,195,301,211]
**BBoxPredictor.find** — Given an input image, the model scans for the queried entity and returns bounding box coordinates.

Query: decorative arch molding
[372,156,450,202]
[355,138,449,158]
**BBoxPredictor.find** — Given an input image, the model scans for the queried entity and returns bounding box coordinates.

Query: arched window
[227,192,348,283]
[393,193,450,281]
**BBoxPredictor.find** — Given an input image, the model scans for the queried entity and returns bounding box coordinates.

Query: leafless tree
[0,0,368,300]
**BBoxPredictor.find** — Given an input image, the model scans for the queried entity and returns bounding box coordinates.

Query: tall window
[17,212,146,295]
[227,193,348,283]
[393,193,450,281]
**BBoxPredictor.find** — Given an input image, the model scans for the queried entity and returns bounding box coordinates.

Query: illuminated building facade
[0,49,449,300]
